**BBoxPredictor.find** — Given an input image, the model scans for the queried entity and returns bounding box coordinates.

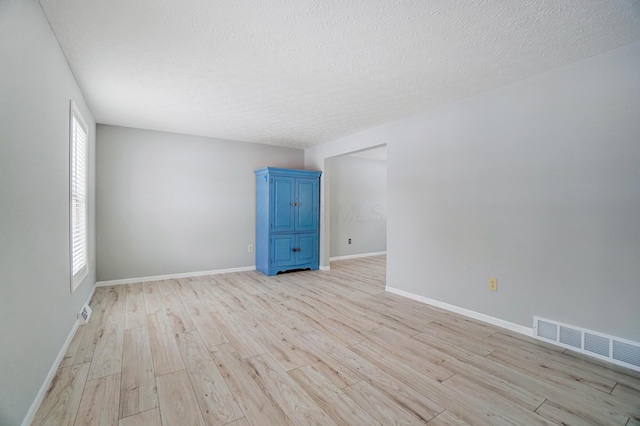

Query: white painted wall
[329,155,386,258]
[0,1,97,424]
[307,41,640,342]
[96,125,304,281]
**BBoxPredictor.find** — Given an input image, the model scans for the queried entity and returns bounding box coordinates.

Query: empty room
[2,0,640,425]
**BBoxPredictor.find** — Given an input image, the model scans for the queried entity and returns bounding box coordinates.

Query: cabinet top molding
[255,167,322,178]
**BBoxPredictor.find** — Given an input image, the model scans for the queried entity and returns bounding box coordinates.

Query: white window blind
[70,101,88,292]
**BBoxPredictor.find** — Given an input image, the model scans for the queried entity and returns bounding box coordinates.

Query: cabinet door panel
[271,235,295,266]
[296,234,318,264]
[272,177,295,232]
[295,178,318,232]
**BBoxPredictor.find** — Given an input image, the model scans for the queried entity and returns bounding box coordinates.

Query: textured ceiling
[39,0,640,148]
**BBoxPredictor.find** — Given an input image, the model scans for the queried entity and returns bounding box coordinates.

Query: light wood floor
[33,256,640,425]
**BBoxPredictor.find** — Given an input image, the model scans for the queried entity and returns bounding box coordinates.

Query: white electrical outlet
[248,244,254,253]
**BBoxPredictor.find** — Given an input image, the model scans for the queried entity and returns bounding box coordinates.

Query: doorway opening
[326,145,387,262]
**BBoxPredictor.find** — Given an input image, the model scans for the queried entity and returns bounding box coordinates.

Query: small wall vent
[533,316,640,372]
[537,320,557,340]
[584,332,609,357]
[78,304,92,325]
[613,341,640,368]
[559,326,581,349]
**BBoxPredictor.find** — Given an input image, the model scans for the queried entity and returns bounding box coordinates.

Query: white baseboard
[96,265,256,286]
[22,283,97,426]
[319,265,331,271]
[385,286,532,337]
[329,251,387,261]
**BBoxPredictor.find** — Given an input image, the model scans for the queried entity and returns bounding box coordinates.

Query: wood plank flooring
[33,256,640,425]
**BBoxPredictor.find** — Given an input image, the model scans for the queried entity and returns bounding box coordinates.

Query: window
[70,101,88,292]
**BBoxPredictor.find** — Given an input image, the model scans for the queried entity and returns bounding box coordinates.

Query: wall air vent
[559,326,581,349]
[584,332,609,357]
[537,320,557,340]
[533,316,640,372]
[78,304,92,325]
[613,341,640,368]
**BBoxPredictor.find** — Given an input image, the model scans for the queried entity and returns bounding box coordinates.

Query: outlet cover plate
[488,277,498,291]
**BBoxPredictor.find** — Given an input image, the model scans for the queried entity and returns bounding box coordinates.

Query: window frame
[69,100,89,293]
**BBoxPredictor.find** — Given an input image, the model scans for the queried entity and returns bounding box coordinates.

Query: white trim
[22,284,96,426]
[385,286,533,337]
[329,251,387,261]
[96,266,256,286]
[319,265,331,271]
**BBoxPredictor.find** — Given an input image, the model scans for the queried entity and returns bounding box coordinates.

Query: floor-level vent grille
[559,326,581,349]
[533,317,640,372]
[613,341,640,368]
[78,304,92,325]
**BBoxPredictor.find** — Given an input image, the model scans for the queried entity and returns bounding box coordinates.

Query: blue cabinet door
[271,177,295,232]
[295,178,319,232]
[296,233,318,265]
[271,234,295,266]
[272,234,317,269]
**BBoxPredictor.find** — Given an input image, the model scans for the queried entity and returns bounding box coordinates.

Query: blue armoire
[255,167,322,276]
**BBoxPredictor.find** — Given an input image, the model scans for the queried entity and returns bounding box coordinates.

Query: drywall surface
[329,155,386,257]
[387,41,640,341]
[96,125,304,281]
[308,41,640,342]
[0,1,97,424]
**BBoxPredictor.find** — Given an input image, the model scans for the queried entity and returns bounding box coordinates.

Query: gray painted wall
[308,41,640,342]
[0,1,97,424]
[329,155,386,257]
[96,125,304,281]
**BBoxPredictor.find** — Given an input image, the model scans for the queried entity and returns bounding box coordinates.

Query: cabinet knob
[292,248,298,252]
